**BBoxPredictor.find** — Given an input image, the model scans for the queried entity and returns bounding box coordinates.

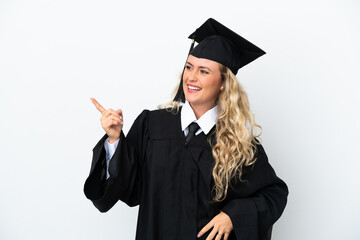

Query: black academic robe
[84,108,288,240]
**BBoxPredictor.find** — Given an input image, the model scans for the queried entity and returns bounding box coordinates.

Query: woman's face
[183,55,223,111]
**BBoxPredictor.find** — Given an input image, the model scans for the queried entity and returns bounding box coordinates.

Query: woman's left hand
[197,210,233,240]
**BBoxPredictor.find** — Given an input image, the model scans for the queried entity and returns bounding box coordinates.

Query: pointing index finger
[90,97,106,114]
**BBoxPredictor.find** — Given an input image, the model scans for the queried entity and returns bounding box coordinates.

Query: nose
[187,69,198,82]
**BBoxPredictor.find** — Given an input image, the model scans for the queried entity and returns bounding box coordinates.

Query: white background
[0,0,359,239]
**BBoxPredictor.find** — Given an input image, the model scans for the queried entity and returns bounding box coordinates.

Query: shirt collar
[181,100,218,135]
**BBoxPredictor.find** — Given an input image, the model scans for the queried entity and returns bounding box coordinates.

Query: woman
[84,18,288,240]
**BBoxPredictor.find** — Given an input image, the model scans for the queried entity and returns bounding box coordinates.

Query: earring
[220,86,224,90]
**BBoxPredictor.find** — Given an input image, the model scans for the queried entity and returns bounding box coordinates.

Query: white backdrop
[0,0,359,239]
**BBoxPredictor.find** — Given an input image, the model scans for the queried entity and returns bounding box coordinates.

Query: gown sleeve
[83,110,149,212]
[220,143,289,240]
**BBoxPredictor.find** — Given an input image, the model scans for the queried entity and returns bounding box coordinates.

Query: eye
[200,70,209,74]
[185,65,192,70]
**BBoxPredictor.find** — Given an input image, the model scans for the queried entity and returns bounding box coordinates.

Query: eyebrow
[186,62,212,72]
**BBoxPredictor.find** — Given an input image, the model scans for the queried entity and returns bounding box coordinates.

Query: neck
[189,102,215,119]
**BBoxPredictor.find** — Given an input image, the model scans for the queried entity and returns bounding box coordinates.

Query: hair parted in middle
[158,65,262,202]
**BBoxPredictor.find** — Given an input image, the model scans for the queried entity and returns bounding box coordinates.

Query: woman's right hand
[91,97,123,143]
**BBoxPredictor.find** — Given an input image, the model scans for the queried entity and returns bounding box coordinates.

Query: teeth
[188,85,201,91]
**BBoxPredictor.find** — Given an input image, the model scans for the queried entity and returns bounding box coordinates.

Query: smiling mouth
[188,85,202,91]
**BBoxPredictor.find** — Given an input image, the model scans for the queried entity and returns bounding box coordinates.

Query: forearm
[104,137,120,179]
[221,181,288,240]
[84,132,142,212]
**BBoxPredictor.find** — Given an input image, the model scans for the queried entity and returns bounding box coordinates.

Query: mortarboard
[174,18,266,102]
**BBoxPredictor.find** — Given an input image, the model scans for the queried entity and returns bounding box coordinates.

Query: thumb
[116,109,123,119]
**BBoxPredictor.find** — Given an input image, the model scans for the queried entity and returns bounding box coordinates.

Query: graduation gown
[84,108,288,240]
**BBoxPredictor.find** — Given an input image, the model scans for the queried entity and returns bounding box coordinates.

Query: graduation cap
[174,18,266,102]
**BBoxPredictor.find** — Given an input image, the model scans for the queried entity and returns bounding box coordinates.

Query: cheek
[182,80,187,92]
[204,78,222,94]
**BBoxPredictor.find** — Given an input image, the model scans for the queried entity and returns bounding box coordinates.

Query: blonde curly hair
[158,65,262,202]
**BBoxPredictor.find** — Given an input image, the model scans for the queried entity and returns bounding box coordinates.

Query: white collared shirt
[181,100,218,136]
[104,101,218,179]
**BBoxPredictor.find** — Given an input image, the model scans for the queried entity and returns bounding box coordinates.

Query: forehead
[187,55,222,70]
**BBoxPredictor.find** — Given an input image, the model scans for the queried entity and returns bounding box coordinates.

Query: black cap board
[173,18,266,103]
